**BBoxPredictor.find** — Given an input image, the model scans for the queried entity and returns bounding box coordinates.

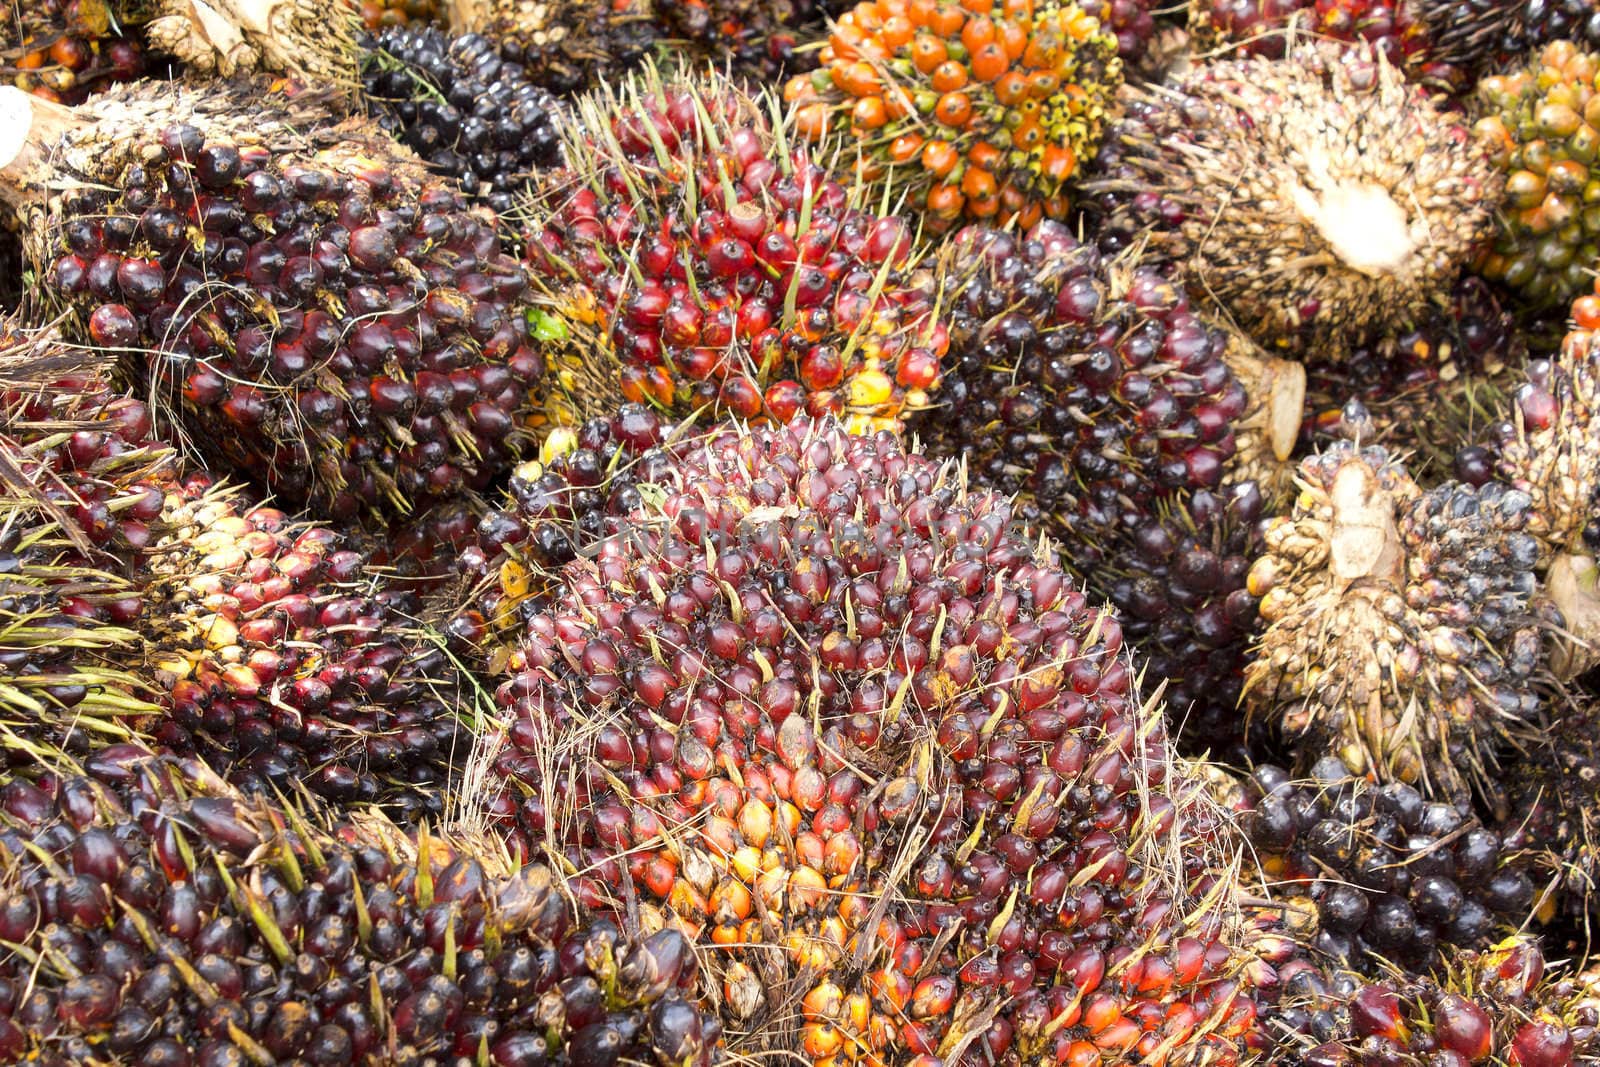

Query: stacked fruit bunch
[1233,758,1535,972]
[1,0,148,103]
[5,79,546,521]
[479,416,1304,1064]
[0,749,723,1065]
[911,222,1303,755]
[1084,42,1501,356]
[1294,939,1600,1067]
[524,66,946,432]
[360,0,441,29]
[783,0,1122,231]
[1413,0,1600,86]
[1243,441,1548,806]
[1475,41,1600,311]
[143,0,363,84]
[362,26,565,215]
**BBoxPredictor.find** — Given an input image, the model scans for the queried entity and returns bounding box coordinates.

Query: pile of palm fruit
[9,0,1600,1064]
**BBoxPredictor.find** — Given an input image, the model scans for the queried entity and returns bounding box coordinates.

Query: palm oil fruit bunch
[1301,277,1526,483]
[143,0,364,84]
[1243,441,1548,806]
[0,750,723,1066]
[481,416,1298,1065]
[524,66,946,432]
[1233,757,1533,973]
[1487,283,1600,680]
[133,474,466,816]
[1074,0,1158,65]
[1475,41,1600,312]
[782,0,1122,233]
[1293,939,1599,1067]
[443,0,659,95]
[1,0,148,103]
[910,222,1302,756]
[1084,43,1501,356]
[363,26,564,216]
[0,79,546,521]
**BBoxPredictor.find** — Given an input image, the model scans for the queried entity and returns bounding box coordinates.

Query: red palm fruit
[478,415,1309,1064]
[0,750,722,1065]
[525,64,946,436]
[6,79,547,522]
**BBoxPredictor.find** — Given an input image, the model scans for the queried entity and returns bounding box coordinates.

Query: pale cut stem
[0,87,84,213]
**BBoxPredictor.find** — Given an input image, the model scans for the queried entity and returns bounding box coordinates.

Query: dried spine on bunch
[1084,43,1501,355]
[145,0,363,85]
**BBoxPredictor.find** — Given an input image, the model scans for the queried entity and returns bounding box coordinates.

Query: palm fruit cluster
[1243,441,1548,806]
[524,66,946,432]
[782,0,1122,232]
[1186,0,1429,66]
[1074,0,1157,65]
[1230,757,1533,972]
[449,0,818,96]
[142,0,364,84]
[480,415,1305,1066]
[363,26,564,215]
[0,344,469,815]
[1288,939,1600,1067]
[1486,283,1600,680]
[0,749,723,1066]
[1301,277,1527,483]
[6,79,547,521]
[1084,42,1502,355]
[909,222,1302,757]
[1475,41,1600,311]
[1,0,149,103]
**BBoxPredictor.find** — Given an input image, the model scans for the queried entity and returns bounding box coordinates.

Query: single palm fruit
[1475,42,1600,311]
[362,26,565,215]
[1083,42,1502,355]
[0,79,547,521]
[1487,284,1600,679]
[1302,276,1527,484]
[523,64,947,433]
[0,749,723,1065]
[476,415,1307,1065]
[1226,756,1534,975]
[782,0,1122,232]
[0,0,148,103]
[909,222,1303,757]
[1289,938,1598,1067]
[1244,441,1547,807]
[144,0,364,84]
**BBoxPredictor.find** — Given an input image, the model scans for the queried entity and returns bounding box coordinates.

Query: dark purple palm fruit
[0,78,546,523]
[0,748,722,1066]
[471,415,1308,1066]
[362,27,564,216]
[1227,756,1535,975]
[908,222,1303,757]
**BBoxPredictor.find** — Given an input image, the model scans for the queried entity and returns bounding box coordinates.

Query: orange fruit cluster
[784,0,1121,230]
